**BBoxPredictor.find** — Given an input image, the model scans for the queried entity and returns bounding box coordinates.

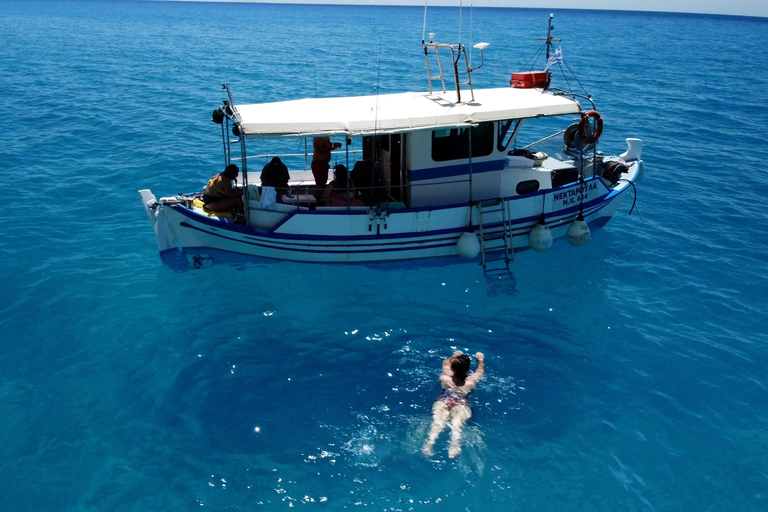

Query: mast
[545,13,554,62]
[537,13,559,72]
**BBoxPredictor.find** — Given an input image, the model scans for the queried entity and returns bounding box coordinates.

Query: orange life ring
[578,110,603,144]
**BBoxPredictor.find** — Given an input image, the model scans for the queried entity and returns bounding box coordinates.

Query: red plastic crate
[510,71,551,89]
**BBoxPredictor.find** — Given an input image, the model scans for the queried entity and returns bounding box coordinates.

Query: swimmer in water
[422,350,485,458]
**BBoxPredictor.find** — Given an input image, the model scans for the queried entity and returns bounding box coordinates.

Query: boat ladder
[476,199,514,275]
[422,41,475,103]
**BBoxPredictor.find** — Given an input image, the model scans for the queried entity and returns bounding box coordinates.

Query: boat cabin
[220,85,588,217]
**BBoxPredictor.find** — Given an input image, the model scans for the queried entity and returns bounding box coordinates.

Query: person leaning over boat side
[323,164,364,207]
[260,156,290,199]
[202,164,244,213]
[422,350,485,459]
[311,137,341,189]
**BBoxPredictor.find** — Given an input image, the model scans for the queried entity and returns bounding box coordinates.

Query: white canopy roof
[234,87,582,139]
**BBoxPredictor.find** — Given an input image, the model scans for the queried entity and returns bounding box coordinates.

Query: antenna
[546,13,554,61]
[469,2,474,67]
[312,59,318,98]
[374,37,382,136]
[537,13,560,71]
[470,42,489,72]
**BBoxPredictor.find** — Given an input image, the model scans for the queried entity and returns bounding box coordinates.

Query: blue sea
[2,1,768,510]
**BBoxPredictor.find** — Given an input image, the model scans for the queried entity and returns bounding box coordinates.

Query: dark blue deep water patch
[2,1,768,510]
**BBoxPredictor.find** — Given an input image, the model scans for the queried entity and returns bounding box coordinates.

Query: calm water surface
[1,1,768,510]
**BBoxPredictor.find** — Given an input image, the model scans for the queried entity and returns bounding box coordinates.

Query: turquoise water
[2,1,768,510]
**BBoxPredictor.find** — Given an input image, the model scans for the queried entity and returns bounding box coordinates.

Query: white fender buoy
[528,214,553,252]
[567,212,590,247]
[456,228,481,259]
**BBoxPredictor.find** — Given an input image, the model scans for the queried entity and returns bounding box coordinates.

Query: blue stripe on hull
[162,177,628,262]
[178,221,460,255]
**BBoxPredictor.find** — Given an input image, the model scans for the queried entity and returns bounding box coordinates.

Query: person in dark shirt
[351,159,385,204]
[260,157,291,198]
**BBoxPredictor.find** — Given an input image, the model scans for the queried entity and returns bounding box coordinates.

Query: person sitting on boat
[311,137,342,189]
[422,350,485,458]
[323,164,365,207]
[350,159,385,205]
[260,156,291,198]
[202,164,244,212]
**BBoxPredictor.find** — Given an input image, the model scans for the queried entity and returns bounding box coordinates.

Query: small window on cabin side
[516,180,540,195]
[498,119,521,152]
[431,122,494,162]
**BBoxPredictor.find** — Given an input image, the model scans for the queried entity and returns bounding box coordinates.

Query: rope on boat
[561,59,591,99]
[520,129,566,150]
[517,40,592,101]
[520,42,547,72]
[554,62,574,97]
[618,178,642,221]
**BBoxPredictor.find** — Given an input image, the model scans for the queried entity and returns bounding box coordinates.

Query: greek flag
[545,48,563,71]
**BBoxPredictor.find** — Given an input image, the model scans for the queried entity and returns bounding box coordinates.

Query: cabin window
[497,119,521,152]
[516,180,540,195]
[431,122,494,162]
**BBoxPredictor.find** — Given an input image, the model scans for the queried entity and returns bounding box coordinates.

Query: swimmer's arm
[475,352,485,380]
[465,352,485,388]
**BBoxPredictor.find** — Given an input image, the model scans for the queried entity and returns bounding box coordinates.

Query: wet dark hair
[333,164,349,187]
[451,354,471,387]
[222,164,239,179]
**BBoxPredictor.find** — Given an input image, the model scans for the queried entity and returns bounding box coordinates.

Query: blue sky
[179,0,768,18]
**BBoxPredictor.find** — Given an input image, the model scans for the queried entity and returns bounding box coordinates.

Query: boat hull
[139,161,640,266]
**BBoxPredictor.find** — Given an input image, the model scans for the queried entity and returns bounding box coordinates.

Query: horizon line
[155,0,768,19]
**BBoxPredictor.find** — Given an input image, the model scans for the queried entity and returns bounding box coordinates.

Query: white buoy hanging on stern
[456,227,481,259]
[528,214,553,252]
[567,211,591,247]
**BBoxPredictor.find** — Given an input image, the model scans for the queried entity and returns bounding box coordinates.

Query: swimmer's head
[451,354,471,386]
[451,354,471,374]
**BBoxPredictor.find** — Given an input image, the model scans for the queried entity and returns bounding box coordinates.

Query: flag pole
[546,13,554,61]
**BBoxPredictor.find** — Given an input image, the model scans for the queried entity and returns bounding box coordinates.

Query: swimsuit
[439,389,470,409]
[203,175,228,204]
[203,194,223,204]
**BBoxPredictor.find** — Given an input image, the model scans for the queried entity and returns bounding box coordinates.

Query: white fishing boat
[139,14,643,270]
